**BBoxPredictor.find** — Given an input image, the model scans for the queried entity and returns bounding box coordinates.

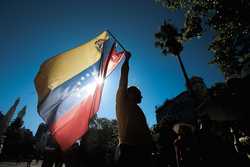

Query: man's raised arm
[117,52,131,97]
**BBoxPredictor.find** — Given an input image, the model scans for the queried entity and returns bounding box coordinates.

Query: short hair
[127,86,140,95]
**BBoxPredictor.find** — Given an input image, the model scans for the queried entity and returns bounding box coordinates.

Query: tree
[81,116,118,166]
[155,21,192,90]
[155,0,250,78]
[0,98,20,136]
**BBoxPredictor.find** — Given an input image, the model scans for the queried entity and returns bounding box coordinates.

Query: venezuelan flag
[35,31,124,150]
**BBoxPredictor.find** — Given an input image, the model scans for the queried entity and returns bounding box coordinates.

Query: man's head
[127,86,142,104]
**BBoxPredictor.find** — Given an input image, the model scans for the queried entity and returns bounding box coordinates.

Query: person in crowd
[173,123,199,167]
[157,118,177,167]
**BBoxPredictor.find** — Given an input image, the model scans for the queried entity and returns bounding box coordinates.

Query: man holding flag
[115,52,153,167]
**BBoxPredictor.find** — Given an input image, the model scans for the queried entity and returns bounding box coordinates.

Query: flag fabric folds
[35,31,124,150]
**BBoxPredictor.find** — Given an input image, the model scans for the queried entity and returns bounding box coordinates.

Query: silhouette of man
[115,52,152,167]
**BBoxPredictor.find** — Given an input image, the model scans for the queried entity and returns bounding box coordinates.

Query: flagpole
[107,30,127,51]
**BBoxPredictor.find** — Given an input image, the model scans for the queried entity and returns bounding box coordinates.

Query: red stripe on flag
[106,50,124,77]
[102,43,125,78]
[50,84,103,151]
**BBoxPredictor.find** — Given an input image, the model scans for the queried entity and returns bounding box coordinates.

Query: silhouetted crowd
[153,117,250,167]
[0,114,250,167]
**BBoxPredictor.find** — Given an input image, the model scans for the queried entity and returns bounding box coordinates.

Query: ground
[0,161,43,167]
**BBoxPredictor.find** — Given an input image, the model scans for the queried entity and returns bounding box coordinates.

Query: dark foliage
[155,0,250,77]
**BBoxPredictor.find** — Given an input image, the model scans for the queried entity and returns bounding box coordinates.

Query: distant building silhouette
[156,91,195,124]
[155,76,242,126]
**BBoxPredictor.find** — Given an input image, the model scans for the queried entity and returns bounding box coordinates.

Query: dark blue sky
[0,0,224,134]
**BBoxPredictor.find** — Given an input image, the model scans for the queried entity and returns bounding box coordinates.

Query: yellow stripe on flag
[35,31,109,103]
